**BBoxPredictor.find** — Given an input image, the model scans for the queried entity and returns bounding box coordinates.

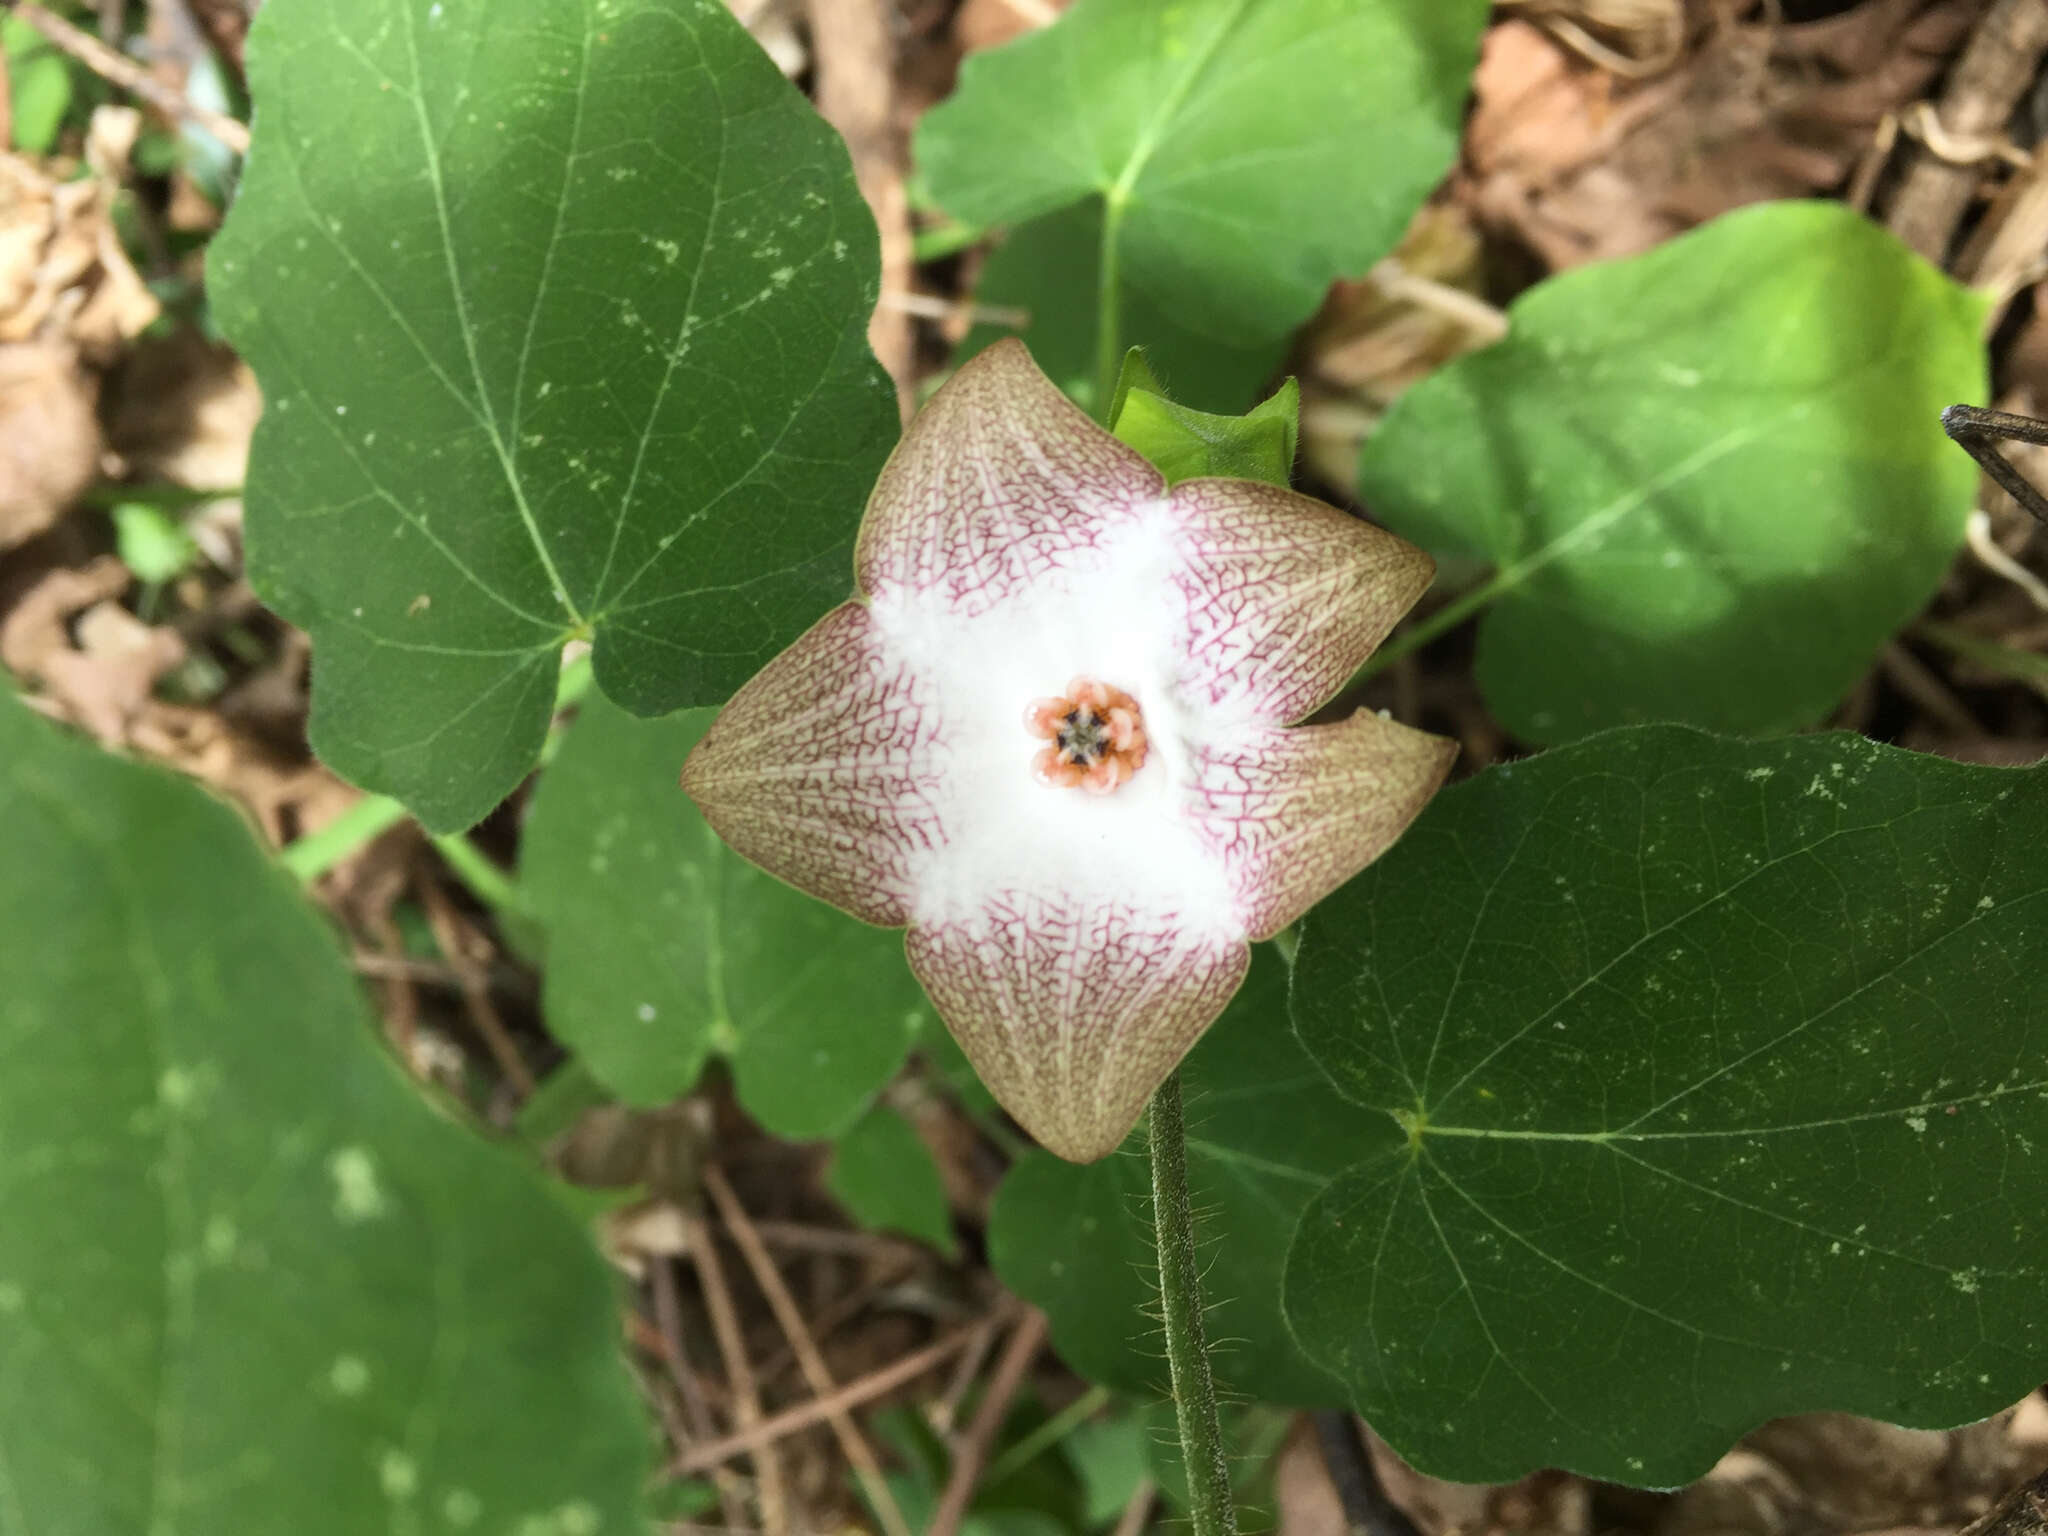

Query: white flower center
[867,510,1243,942]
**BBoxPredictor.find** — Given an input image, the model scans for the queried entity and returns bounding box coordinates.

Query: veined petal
[854,339,1166,616]
[1190,711,1458,941]
[681,602,948,926]
[906,894,1250,1162]
[1167,477,1436,725]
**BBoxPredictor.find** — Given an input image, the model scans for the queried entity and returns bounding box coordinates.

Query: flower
[683,341,1455,1161]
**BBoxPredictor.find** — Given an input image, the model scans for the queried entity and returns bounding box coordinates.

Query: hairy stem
[1148,1071,1238,1536]
[1093,191,1128,422]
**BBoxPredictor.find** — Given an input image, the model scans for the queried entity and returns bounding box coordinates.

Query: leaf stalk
[1148,1070,1238,1536]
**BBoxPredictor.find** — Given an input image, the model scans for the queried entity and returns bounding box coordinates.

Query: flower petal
[1190,711,1458,941]
[854,339,1166,615]
[681,602,948,926]
[1167,477,1436,725]
[906,896,1249,1162]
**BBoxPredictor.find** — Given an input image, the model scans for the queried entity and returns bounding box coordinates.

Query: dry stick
[1310,1412,1423,1536]
[1109,1477,1158,1536]
[702,1167,914,1536]
[649,1257,752,1532]
[926,1308,1050,1536]
[685,1211,789,1536]
[1884,0,2048,263]
[10,2,250,153]
[416,876,535,1099]
[805,0,915,420]
[672,1317,1000,1476]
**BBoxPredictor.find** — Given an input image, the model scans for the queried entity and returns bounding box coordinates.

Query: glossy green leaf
[0,692,648,1533]
[522,694,929,1140]
[920,0,1485,409]
[1108,353,1298,488]
[1360,202,1988,742]
[213,0,897,831]
[957,200,1288,415]
[1284,724,2048,1486]
[989,947,1362,1407]
[4,15,72,153]
[827,1105,958,1256]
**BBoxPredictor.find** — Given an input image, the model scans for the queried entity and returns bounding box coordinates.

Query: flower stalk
[1149,1070,1238,1536]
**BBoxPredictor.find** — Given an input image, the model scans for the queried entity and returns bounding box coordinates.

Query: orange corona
[1025,677,1150,795]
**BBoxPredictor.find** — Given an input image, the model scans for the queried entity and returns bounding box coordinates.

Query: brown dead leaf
[0,137,158,361]
[0,340,101,549]
[1,557,183,744]
[954,0,1068,55]
[1462,3,1977,270]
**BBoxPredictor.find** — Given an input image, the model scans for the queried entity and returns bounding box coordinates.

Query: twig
[671,1317,1000,1475]
[702,1167,914,1536]
[1883,0,2048,263]
[1110,1477,1158,1536]
[650,1258,752,1532]
[1966,510,2048,612]
[879,289,1032,330]
[1943,405,2048,531]
[927,1308,1049,1536]
[417,876,535,1099]
[1961,1467,2048,1536]
[1881,641,1985,737]
[9,2,250,153]
[1368,259,1508,344]
[685,1211,788,1536]
[1310,1413,1424,1536]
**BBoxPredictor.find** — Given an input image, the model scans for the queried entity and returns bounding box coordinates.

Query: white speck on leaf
[328,1146,388,1222]
[380,1449,418,1500]
[330,1354,371,1396]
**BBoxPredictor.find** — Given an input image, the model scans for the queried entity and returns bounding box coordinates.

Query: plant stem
[1148,1071,1238,1536]
[280,794,409,883]
[1093,191,1129,423]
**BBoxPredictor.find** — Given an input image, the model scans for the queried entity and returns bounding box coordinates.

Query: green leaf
[827,1104,958,1256]
[989,947,1362,1407]
[957,199,1289,415]
[1360,202,1988,742]
[1109,360,1298,488]
[1284,724,2048,1486]
[918,0,1487,397]
[522,693,930,1140]
[4,15,72,153]
[0,691,648,1532]
[212,0,897,831]
[111,501,201,584]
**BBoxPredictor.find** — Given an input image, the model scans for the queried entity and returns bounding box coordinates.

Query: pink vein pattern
[907,895,1250,1163]
[855,341,1167,615]
[1190,715,1460,942]
[1168,477,1437,725]
[684,602,947,927]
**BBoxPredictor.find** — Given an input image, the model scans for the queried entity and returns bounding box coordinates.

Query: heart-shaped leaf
[522,694,930,1140]
[0,692,648,1532]
[989,947,1365,1407]
[1359,202,1987,741]
[1285,724,2048,1485]
[919,0,1487,412]
[213,0,898,830]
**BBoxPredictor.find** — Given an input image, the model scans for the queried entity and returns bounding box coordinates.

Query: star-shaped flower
[683,341,1455,1161]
